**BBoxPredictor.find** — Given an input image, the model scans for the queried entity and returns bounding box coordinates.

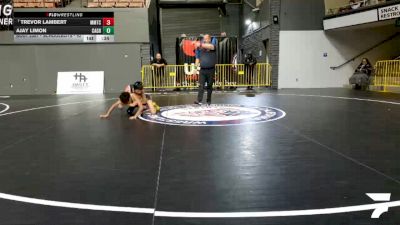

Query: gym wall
[277,0,400,88]
[241,0,270,59]
[240,0,276,87]
[279,26,400,88]
[148,0,161,56]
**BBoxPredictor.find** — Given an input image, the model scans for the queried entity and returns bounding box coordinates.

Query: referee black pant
[197,68,215,104]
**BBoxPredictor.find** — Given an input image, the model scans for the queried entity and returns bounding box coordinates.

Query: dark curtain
[218,37,237,64]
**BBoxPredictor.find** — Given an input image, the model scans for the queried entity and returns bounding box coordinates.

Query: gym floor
[0,88,399,225]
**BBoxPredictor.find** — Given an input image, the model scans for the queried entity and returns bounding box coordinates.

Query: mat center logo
[140,104,286,126]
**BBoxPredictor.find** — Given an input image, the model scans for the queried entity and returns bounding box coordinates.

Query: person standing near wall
[218,32,231,89]
[244,53,257,90]
[194,34,217,105]
[151,53,167,88]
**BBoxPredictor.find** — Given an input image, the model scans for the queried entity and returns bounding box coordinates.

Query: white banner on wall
[378,4,400,21]
[57,71,104,94]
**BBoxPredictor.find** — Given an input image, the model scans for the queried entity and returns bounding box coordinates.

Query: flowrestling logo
[140,104,286,126]
[0,1,13,30]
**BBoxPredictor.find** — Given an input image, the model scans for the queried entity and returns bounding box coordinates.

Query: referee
[194,34,217,105]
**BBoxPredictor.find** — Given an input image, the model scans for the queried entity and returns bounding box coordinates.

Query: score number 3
[102,18,114,26]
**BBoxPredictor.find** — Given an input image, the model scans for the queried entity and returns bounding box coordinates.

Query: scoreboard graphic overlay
[13,12,114,43]
[0,0,13,31]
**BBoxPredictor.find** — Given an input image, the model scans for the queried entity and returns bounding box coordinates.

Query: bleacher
[14,0,65,8]
[326,0,388,16]
[13,0,145,8]
[87,0,145,8]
